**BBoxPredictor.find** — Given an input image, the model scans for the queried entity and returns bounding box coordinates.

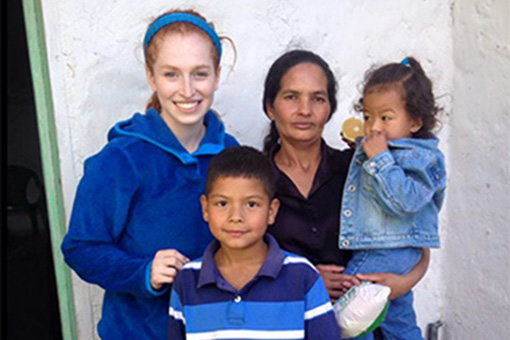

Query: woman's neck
[274,138,322,198]
[162,114,206,153]
[275,138,322,171]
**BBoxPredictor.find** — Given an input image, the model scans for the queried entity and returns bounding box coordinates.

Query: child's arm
[168,286,186,340]
[362,143,446,215]
[304,273,342,339]
[316,264,361,301]
[356,248,430,300]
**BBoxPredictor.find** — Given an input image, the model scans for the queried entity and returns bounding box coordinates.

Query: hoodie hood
[107,108,228,165]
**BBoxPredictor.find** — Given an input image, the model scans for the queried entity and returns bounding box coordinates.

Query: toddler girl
[339,57,446,340]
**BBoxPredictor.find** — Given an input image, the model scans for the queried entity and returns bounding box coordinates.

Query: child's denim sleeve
[362,149,446,216]
[304,275,342,339]
[168,283,186,340]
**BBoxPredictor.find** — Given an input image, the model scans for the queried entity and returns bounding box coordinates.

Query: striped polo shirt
[168,234,341,340]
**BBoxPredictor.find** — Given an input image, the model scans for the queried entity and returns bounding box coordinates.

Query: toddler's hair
[355,57,441,138]
[205,146,276,198]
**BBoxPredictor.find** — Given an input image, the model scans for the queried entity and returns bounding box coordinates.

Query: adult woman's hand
[316,264,361,301]
[150,249,189,290]
[356,248,430,300]
[355,272,408,300]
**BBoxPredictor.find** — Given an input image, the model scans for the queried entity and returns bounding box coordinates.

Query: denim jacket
[339,137,446,250]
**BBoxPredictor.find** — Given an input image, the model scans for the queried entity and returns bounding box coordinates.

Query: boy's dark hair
[262,50,338,154]
[205,146,276,198]
[355,56,441,139]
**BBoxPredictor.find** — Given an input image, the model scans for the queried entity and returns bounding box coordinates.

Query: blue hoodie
[61,108,238,340]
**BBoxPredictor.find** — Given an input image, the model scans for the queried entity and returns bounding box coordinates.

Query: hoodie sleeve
[168,281,187,340]
[61,145,157,298]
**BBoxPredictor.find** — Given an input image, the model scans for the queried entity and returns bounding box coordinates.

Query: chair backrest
[7,165,43,206]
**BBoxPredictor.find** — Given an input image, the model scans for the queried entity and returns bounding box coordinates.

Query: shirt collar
[270,139,345,199]
[197,234,285,289]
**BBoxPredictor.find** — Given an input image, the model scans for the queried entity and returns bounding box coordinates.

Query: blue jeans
[343,248,424,340]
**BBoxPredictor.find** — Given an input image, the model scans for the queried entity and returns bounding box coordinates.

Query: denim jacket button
[369,162,376,169]
[342,239,350,247]
[344,209,352,217]
[348,185,356,192]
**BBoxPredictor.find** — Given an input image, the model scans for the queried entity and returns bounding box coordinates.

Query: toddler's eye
[382,116,392,121]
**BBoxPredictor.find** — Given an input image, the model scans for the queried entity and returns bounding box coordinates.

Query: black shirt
[268,140,354,266]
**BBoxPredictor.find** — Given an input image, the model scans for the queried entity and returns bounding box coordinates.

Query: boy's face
[201,176,280,253]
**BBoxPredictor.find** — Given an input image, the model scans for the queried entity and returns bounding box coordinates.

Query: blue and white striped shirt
[168,234,341,340]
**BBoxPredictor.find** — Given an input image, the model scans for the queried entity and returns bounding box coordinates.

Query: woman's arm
[62,147,161,298]
[316,264,361,301]
[355,248,430,300]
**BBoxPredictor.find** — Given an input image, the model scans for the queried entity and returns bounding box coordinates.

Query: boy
[168,146,341,340]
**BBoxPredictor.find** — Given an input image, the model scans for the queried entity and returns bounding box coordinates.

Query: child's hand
[150,249,190,290]
[361,132,389,159]
[316,264,361,301]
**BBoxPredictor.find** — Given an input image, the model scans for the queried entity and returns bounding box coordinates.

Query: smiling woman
[60,9,238,340]
[144,11,223,152]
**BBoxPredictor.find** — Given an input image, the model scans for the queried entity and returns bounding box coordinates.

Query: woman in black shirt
[262,50,430,302]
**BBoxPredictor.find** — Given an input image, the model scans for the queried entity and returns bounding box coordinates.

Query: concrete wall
[444,1,510,339]
[38,0,508,339]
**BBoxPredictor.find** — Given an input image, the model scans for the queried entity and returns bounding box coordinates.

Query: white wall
[40,1,471,339]
[444,1,510,339]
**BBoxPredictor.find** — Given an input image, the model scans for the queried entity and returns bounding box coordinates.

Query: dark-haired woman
[262,50,430,318]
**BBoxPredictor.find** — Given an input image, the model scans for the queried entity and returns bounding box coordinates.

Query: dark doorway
[6,1,63,339]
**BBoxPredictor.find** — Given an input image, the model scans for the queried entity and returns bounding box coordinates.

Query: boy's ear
[267,198,280,226]
[411,117,423,133]
[200,195,209,222]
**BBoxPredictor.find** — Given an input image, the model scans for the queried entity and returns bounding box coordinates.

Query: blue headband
[143,12,222,59]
